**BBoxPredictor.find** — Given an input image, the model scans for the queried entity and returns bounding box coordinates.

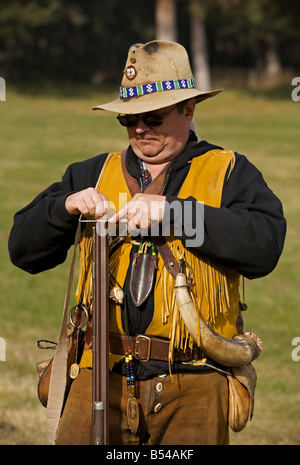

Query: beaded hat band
[120,78,196,99]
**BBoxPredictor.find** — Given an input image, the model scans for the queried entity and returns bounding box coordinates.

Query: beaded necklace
[138,159,152,191]
[124,158,159,434]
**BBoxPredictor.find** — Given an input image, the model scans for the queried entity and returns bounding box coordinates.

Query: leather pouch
[37,357,55,408]
[227,363,257,432]
[129,252,157,307]
[36,328,84,407]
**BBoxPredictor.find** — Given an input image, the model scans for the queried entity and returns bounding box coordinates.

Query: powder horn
[174,261,262,367]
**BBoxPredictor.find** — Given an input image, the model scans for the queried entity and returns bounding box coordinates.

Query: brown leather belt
[108,333,205,363]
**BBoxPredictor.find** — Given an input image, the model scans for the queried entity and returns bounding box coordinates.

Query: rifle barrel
[90,222,109,445]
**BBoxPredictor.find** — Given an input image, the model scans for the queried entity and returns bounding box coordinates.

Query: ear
[184,99,196,122]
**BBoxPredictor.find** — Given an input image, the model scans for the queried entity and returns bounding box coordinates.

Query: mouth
[137,136,158,142]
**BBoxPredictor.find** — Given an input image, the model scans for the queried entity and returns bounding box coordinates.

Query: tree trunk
[264,33,282,83]
[155,0,177,42]
[190,0,211,90]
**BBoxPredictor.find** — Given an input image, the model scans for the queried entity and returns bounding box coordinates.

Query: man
[8,40,286,445]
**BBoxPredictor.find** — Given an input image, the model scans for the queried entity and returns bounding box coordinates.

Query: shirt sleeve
[8,154,107,274]
[164,154,286,279]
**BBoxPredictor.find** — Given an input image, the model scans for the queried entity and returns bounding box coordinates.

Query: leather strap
[120,149,169,196]
[109,332,205,363]
[46,221,82,445]
[120,149,179,278]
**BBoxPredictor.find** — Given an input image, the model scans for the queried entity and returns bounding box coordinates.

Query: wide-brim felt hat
[93,40,222,115]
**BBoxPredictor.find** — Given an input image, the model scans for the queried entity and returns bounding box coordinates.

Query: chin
[135,144,161,158]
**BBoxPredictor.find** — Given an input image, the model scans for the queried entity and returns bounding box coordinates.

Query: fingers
[95,194,110,219]
[109,203,127,224]
[109,194,166,236]
[65,188,109,219]
[66,190,166,235]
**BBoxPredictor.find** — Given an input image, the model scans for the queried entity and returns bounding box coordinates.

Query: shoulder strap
[46,222,81,445]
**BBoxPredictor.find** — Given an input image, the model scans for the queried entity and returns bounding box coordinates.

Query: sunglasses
[117,104,178,128]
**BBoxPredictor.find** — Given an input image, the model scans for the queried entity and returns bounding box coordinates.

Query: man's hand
[109,193,166,235]
[65,188,110,219]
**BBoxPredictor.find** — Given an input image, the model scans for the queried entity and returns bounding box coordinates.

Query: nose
[135,116,150,133]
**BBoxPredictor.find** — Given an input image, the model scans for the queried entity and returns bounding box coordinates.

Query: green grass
[0,83,299,444]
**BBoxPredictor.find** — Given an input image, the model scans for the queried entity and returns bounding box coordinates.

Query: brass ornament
[127,397,139,434]
[69,362,80,379]
[109,286,124,305]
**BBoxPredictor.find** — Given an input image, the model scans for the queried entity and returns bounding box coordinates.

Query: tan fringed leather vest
[78,149,240,369]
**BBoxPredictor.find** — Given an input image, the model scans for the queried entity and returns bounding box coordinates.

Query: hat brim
[92,88,223,114]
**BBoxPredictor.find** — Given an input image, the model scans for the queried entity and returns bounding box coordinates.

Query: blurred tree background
[0,0,299,89]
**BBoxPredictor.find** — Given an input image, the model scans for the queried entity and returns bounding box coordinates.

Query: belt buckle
[135,335,151,362]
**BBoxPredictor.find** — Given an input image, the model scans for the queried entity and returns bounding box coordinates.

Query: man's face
[125,99,196,165]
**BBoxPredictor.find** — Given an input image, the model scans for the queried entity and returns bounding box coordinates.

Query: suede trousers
[55,368,229,445]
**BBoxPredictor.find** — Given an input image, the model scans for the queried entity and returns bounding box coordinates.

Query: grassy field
[0,82,299,445]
